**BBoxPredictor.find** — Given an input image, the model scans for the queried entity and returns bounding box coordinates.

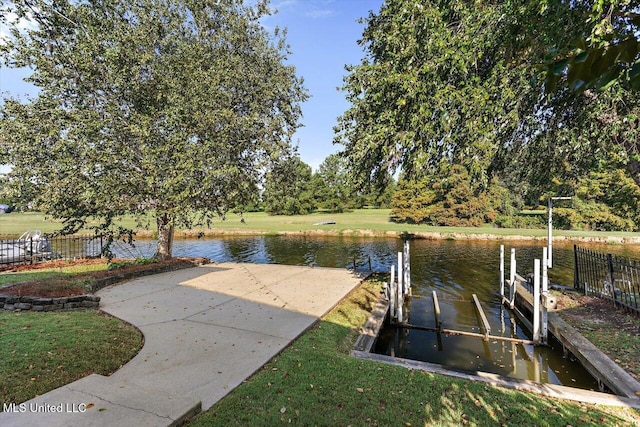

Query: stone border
[0,257,210,312]
[0,294,100,311]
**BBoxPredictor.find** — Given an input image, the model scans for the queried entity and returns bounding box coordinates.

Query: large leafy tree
[0,0,307,259]
[335,0,640,206]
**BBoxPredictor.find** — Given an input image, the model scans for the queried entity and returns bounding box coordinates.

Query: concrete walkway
[0,263,365,426]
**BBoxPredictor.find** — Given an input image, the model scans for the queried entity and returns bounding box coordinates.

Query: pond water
[116,235,640,391]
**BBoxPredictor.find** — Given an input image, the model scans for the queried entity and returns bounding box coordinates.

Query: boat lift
[384,241,547,347]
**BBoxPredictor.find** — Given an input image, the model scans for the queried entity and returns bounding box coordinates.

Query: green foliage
[336,0,640,217]
[107,260,133,271]
[391,165,519,226]
[550,167,640,231]
[311,154,361,213]
[390,178,437,224]
[545,1,640,92]
[263,156,315,215]
[0,0,308,259]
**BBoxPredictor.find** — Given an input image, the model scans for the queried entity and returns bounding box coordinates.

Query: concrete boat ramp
[0,263,365,427]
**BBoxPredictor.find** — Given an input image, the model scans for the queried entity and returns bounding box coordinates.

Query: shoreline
[3,227,640,245]
[155,228,640,244]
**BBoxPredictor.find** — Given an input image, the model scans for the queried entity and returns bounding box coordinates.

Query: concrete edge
[170,402,202,427]
[351,350,640,409]
[351,293,640,409]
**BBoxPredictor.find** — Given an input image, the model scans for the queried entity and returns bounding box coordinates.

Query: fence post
[608,253,617,307]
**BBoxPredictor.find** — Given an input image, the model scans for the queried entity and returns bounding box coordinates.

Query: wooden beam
[432,290,441,331]
[472,294,491,340]
[395,322,537,345]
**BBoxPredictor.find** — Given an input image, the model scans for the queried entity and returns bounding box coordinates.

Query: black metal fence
[574,245,640,315]
[0,232,107,266]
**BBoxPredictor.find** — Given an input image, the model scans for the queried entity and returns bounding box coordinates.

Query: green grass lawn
[0,310,143,406]
[189,276,640,426]
[0,261,109,287]
[2,210,640,241]
[1,262,638,423]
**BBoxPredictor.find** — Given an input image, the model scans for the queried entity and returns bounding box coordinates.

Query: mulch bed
[0,257,209,298]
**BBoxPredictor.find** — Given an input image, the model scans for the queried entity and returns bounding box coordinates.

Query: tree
[311,154,360,213]
[263,155,314,215]
[0,0,307,259]
[335,0,640,208]
[545,0,640,92]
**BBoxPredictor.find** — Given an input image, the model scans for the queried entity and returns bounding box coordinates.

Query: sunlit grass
[0,261,109,286]
[2,210,639,240]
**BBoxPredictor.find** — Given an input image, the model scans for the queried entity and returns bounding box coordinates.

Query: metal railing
[0,231,107,266]
[574,245,640,315]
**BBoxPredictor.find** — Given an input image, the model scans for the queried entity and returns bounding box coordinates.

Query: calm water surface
[117,235,640,390]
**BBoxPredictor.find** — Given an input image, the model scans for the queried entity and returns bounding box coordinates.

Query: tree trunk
[155,212,174,260]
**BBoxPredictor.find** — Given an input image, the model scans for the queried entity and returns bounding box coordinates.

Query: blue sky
[0,0,384,172]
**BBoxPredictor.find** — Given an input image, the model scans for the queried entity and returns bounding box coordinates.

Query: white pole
[542,247,548,292]
[533,259,541,343]
[390,265,396,320]
[509,248,516,309]
[404,240,411,295]
[500,245,505,299]
[548,198,553,269]
[397,252,403,323]
[541,247,549,344]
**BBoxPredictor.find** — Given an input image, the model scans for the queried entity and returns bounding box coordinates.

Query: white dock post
[500,245,505,299]
[404,240,411,296]
[390,265,396,320]
[541,247,549,344]
[397,252,403,323]
[509,248,516,309]
[533,259,541,344]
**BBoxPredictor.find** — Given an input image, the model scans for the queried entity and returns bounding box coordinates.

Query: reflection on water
[115,235,640,390]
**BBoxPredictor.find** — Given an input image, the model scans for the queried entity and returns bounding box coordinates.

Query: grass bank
[0,310,142,406]
[2,210,640,243]
[189,276,640,426]
[0,260,108,287]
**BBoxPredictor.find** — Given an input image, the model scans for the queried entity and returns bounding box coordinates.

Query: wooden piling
[432,291,441,331]
[472,294,491,340]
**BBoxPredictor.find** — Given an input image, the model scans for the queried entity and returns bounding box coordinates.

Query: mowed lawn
[2,210,640,240]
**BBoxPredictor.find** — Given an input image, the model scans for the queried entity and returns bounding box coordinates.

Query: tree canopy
[335,0,640,206]
[545,0,640,92]
[0,0,307,258]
